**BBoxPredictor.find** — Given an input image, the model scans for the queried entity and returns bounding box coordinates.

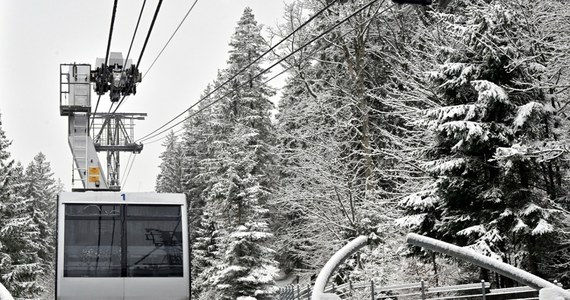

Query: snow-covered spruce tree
[0,124,43,298]
[23,152,60,297]
[180,86,218,298]
[24,153,58,272]
[196,7,278,299]
[156,131,185,193]
[398,0,570,284]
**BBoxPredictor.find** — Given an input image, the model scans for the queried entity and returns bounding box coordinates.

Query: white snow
[531,219,554,236]
[428,158,466,174]
[494,143,528,161]
[439,121,488,143]
[514,102,543,129]
[471,80,508,103]
[457,225,485,236]
[0,282,14,300]
[400,192,438,210]
[395,214,427,228]
[513,218,528,233]
[539,287,566,300]
[522,203,541,216]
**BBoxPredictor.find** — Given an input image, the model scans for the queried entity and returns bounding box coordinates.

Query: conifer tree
[23,152,60,298]
[156,131,184,193]
[0,123,43,298]
[398,0,570,283]
[180,86,217,298]
[197,7,278,299]
[24,153,58,273]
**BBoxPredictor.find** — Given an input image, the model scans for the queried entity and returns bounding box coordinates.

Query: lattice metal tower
[59,53,143,191]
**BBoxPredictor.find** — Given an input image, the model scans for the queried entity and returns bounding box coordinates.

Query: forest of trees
[153,0,570,299]
[2,0,570,300]
[0,119,61,299]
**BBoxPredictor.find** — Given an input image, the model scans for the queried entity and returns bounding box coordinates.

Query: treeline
[155,0,570,299]
[0,120,61,299]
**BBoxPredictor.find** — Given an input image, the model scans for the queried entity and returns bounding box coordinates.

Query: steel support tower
[59,53,143,191]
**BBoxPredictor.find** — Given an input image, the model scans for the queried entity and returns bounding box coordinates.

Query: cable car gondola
[56,192,189,300]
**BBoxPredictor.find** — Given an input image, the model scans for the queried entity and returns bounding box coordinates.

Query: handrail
[311,236,369,300]
[406,233,570,300]
[308,233,570,300]
[280,280,542,300]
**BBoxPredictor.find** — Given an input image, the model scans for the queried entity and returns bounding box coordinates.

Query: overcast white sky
[0,0,287,192]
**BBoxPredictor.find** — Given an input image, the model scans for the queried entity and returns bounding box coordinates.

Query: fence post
[481,280,486,300]
[349,280,353,298]
[307,284,310,300]
[371,280,375,300]
[297,284,300,300]
[421,280,426,300]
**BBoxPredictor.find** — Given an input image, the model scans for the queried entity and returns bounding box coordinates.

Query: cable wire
[124,0,147,66]
[91,0,119,129]
[136,0,342,143]
[138,0,388,143]
[143,0,199,80]
[136,0,163,69]
[122,153,138,188]
[142,65,292,146]
[120,152,133,187]
[90,95,102,130]
[105,0,119,66]
[113,0,200,114]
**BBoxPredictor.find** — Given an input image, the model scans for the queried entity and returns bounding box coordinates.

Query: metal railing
[280,280,542,300]
[308,234,570,300]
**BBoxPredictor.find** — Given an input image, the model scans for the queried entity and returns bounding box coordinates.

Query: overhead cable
[105,0,119,65]
[114,0,200,113]
[138,0,390,143]
[143,0,199,80]
[92,0,119,129]
[136,0,164,69]
[136,0,341,142]
[124,0,147,66]
[142,64,294,146]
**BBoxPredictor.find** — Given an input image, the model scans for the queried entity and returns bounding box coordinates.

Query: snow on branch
[471,80,508,103]
[513,102,544,129]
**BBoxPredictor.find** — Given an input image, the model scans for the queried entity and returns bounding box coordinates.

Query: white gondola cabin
[56,192,189,300]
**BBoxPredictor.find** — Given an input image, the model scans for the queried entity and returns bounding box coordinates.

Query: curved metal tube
[311,236,369,300]
[0,281,14,300]
[406,233,570,299]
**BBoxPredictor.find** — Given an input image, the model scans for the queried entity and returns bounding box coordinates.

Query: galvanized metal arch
[310,234,570,300]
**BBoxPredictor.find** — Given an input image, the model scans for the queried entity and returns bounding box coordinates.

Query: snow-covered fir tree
[0,123,43,298]
[156,131,185,193]
[398,0,570,284]
[23,152,61,297]
[24,153,58,273]
[186,7,278,299]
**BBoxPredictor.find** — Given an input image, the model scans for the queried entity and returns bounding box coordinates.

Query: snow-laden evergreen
[156,131,185,193]
[23,153,60,298]
[162,7,279,299]
[398,0,570,284]
[0,124,43,298]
